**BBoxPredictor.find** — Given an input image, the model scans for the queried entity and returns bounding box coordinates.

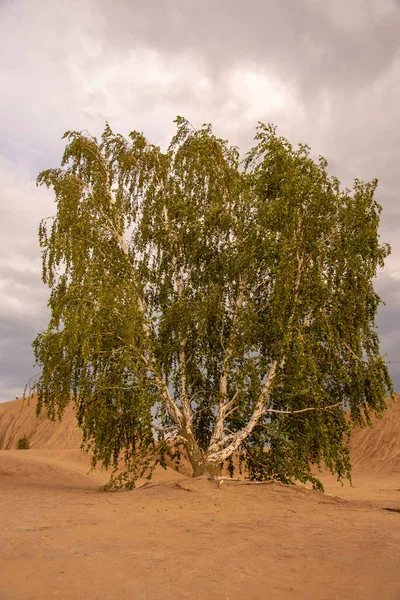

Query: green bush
[17,435,30,450]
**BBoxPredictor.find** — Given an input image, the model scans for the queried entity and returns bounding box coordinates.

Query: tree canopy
[32,117,394,489]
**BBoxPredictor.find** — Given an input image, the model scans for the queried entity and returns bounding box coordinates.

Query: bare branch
[188,389,209,405]
[151,424,179,433]
[264,401,344,415]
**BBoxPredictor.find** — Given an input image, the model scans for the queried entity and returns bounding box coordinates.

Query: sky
[0,0,399,402]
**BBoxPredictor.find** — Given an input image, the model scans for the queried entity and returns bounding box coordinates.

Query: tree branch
[208,358,282,460]
[210,277,247,448]
[264,401,344,415]
[161,201,193,432]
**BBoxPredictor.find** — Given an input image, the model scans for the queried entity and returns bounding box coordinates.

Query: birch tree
[32,118,393,489]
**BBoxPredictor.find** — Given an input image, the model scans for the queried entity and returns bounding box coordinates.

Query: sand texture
[0,395,399,599]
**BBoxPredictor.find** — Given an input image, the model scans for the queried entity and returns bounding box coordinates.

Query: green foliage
[33,117,394,489]
[17,435,30,450]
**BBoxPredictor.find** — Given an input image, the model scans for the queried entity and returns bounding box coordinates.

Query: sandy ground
[0,396,399,599]
[0,449,399,600]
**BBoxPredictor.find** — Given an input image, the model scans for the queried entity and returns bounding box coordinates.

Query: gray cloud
[0,0,399,400]
[95,0,400,97]
[375,272,400,391]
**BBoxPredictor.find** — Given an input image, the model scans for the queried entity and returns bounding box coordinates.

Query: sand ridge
[349,395,400,475]
[1,394,399,470]
[0,396,82,450]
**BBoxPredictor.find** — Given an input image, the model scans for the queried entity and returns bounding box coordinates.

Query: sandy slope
[350,396,400,475]
[0,395,399,599]
[0,396,82,450]
[1,394,399,470]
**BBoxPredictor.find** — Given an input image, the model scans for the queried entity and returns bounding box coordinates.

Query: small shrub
[17,435,30,450]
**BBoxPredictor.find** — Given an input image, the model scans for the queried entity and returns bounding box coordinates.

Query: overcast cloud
[0,0,399,401]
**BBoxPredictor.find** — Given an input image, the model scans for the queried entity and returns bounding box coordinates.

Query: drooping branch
[90,157,184,430]
[139,352,183,427]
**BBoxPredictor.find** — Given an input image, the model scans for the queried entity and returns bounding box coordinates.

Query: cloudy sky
[0,0,399,402]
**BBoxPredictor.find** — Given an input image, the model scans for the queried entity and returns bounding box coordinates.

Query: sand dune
[0,394,399,599]
[0,395,82,450]
[350,394,400,475]
[1,393,398,475]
